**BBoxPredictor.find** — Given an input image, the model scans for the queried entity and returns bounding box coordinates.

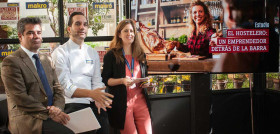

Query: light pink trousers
[120,88,152,134]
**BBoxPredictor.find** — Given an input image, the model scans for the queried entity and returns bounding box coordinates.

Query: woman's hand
[140,82,149,88]
[210,30,223,46]
[121,76,134,87]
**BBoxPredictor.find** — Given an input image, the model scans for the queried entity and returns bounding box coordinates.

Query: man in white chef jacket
[52,12,113,134]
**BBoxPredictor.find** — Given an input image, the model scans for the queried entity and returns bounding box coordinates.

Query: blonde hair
[109,19,145,64]
[186,0,213,37]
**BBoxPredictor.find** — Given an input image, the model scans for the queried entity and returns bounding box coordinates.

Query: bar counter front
[146,58,212,134]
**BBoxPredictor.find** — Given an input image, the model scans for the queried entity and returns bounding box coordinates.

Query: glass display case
[147,74,191,94]
[266,73,280,90]
[211,73,252,90]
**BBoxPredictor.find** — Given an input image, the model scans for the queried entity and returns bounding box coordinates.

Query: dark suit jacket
[101,50,151,129]
[1,48,65,134]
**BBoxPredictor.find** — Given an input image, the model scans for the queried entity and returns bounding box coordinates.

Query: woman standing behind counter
[101,19,152,134]
[177,0,216,58]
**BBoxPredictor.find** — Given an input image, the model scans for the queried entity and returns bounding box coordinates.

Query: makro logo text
[0,50,15,57]
[26,2,49,9]
[93,2,114,9]
[7,3,19,7]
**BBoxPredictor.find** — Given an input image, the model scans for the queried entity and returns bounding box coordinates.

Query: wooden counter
[147,59,216,72]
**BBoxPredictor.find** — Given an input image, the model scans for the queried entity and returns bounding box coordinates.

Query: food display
[137,21,204,61]
[137,21,179,54]
[146,53,167,61]
[172,52,206,60]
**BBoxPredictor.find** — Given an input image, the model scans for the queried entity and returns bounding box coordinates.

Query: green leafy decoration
[178,34,187,44]
[1,25,18,39]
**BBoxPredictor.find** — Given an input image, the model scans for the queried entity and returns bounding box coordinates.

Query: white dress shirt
[51,39,105,104]
[21,45,37,69]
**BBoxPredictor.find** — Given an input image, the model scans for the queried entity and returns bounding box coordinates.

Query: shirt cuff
[92,85,105,92]
[65,84,78,98]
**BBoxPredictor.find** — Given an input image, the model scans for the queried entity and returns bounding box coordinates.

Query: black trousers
[65,102,109,134]
[0,99,10,134]
[42,118,74,134]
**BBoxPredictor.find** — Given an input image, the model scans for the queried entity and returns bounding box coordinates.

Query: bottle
[183,10,186,23]
[183,16,187,23]
[176,16,180,23]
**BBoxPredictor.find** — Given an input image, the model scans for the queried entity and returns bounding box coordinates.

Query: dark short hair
[223,0,264,26]
[17,17,42,35]
[68,12,87,26]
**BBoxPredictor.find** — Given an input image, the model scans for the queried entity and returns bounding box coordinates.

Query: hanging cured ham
[137,21,179,53]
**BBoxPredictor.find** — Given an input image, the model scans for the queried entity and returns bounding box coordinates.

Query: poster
[66,3,88,19]
[92,2,115,24]
[131,0,279,73]
[93,15,114,23]
[0,3,20,25]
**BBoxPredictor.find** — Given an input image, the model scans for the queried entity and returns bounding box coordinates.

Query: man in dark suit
[1,17,74,134]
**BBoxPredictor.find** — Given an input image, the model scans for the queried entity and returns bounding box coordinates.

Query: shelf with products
[158,3,189,38]
[159,23,187,28]
[132,0,160,31]
[158,20,222,29]
[212,20,224,31]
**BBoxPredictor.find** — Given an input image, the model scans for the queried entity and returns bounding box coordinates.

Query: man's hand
[95,101,112,114]
[88,87,113,109]
[51,112,70,125]
[47,106,62,118]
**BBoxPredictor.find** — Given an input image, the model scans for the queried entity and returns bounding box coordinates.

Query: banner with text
[0,3,20,25]
[210,29,270,53]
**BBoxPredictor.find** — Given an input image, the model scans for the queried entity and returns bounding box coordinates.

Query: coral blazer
[1,48,65,134]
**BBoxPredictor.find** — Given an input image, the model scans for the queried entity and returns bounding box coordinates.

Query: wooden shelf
[159,23,187,28]
[160,0,189,7]
[132,3,157,10]
[213,20,223,23]
[141,3,157,9]
[147,26,156,29]
[138,11,156,15]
